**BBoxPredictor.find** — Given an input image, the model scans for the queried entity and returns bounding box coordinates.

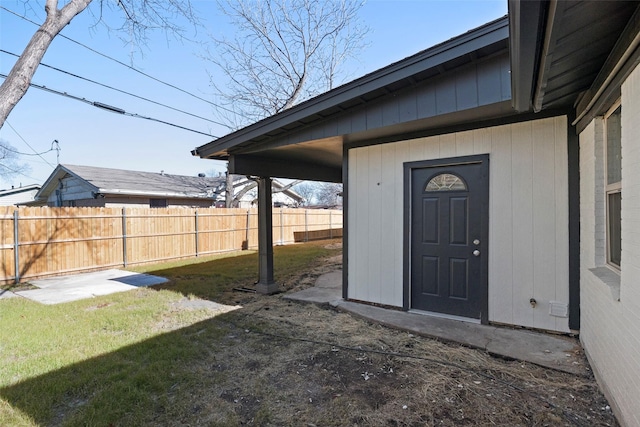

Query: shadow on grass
[0,313,243,426]
[0,240,342,425]
[142,240,340,303]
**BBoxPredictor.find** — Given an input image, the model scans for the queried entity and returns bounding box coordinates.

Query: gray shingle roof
[42,164,226,199]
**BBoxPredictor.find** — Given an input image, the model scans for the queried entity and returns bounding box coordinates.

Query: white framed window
[604,102,622,268]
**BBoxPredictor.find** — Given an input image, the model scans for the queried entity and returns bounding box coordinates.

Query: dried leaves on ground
[150,246,616,426]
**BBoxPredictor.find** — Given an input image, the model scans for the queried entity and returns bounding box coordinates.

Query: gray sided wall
[348,116,570,333]
[46,176,94,206]
[0,188,39,206]
[579,64,640,426]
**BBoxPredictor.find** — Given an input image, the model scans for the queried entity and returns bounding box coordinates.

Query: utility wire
[0,74,216,137]
[1,49,229,129]
[1,143,54,157]
[0,5,238,122]
[4,121,55,167]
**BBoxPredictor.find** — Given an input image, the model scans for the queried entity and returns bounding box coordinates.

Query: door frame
[403,154,490,324]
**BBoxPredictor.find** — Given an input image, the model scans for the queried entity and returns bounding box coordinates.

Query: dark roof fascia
[193,16,509,159]
[531,0,558,112]
[508,0,547,113]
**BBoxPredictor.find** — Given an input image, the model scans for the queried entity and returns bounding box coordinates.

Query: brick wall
[579,63,640,426]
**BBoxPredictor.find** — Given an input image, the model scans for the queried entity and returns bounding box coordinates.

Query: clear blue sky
[0,0,506,188]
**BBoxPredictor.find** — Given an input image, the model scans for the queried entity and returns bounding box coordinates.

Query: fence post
[195,210,199,257]
[122,208,128,267]
[305,209,309,242]
[280,208,284,245]
[329,210,333,239]
[245,209,251,249]
[13,210,20,283]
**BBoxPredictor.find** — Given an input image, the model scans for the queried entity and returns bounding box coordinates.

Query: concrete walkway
[284,270,588,376]
[3,269,168,305]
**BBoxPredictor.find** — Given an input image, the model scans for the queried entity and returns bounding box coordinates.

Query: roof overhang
[509,0,639,123]
[193,3,640,181]
[193,17,512,181]
[194,16,509,160]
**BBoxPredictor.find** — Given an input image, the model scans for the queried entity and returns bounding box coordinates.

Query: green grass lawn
[0,240,340,426]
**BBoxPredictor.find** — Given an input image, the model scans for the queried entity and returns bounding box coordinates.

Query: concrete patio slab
[283,270,342,304]
[0,289,19,299]
[14,269,168,305]
[285,270,588,376]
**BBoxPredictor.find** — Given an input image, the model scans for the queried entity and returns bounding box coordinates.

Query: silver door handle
[473,250,480,257]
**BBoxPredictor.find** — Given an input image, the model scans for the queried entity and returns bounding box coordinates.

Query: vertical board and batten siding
[579,64,640,427]
[348,116,570,332]
[268,53,511,148]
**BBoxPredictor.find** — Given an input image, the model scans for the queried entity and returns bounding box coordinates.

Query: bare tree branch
[206,0,369,129]
[0,140,31,182]
[0,0,92,127]
[0,0,200,129]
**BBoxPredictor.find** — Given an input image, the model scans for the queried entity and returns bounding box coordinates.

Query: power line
[0,143,54,157]
[4,121,55,167]
[0,49,230,129]
[0,73,217,137]
[0,5,238,121]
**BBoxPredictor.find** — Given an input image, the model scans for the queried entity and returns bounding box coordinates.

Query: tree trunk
[0,0,92,128]
[225,170,235,208]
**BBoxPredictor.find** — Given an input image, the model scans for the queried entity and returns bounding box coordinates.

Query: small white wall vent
[549,301,569,318]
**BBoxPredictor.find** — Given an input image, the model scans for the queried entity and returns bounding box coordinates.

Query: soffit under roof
[511,0,639,113]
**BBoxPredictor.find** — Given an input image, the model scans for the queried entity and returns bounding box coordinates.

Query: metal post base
[255,282,279,294]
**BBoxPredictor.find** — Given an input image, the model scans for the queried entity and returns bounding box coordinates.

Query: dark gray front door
[407,155,488,322]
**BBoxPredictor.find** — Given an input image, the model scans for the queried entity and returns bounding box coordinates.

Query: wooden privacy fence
[0,207,343,284]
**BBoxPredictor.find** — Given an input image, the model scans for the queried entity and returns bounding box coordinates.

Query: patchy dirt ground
[148,243,617,427]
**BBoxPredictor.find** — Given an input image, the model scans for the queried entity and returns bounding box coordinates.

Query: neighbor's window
[150,198,168,208]
[605,102,621,268]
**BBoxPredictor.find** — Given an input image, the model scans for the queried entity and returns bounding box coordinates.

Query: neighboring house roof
[0,184,41,206]
[35,164,226,202]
